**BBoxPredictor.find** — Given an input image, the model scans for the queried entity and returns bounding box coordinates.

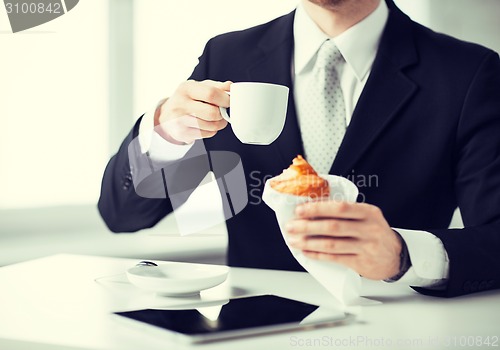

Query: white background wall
[0,0,109,209]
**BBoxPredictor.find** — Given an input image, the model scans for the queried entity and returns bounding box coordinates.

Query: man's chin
[307,0,348,9]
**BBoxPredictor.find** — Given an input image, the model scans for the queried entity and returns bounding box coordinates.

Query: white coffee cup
[219,82,289,145]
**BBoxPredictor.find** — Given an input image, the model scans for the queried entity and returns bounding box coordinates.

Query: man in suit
[99,0,500,297]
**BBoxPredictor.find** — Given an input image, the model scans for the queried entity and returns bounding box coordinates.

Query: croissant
[269,155,330,198]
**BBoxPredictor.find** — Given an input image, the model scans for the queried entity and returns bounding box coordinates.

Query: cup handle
[219,91,231,123]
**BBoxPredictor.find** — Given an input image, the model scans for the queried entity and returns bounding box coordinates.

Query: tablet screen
[114,295,343,342]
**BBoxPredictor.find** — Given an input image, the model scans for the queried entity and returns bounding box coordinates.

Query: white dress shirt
[139,1,449,288]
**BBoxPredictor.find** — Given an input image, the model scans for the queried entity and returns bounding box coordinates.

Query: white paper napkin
[263,174,362,305]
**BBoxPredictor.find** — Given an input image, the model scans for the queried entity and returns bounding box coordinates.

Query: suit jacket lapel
[331,5,419,176]
[247,11,303,169]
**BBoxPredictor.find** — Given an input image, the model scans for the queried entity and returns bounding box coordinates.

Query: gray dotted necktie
[300,39,346,174]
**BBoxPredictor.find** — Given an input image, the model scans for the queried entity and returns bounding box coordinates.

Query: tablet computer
[113,294,354,344]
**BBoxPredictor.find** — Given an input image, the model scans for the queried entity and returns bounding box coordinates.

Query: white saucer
[126,262,229,296]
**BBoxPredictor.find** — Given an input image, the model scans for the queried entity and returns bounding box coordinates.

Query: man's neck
[302,0,381,37]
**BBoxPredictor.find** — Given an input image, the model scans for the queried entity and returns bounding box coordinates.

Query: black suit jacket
[99,1,500,297]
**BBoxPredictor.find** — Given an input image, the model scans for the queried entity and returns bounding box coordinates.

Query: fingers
[286,219,361,238]
[286,202,402,280]
[183,80,231,108]
[158,116,226,144]
[289,236,359,255]
[165,80,232,121]
[156,80,232,143]
[185,99,226,122]
[295,201,380,220]
[180,115,228,132]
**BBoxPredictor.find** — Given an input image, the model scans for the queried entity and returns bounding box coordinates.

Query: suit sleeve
[97,42,214,233]
[414,51,500,297]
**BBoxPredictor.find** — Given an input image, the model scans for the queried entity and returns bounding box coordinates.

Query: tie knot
[315,39,343,71]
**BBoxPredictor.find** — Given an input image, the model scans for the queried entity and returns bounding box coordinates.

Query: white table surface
[0,254,499,350]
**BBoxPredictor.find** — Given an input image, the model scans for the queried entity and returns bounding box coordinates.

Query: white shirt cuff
[390,228,450,288]
[138,107,193,163]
